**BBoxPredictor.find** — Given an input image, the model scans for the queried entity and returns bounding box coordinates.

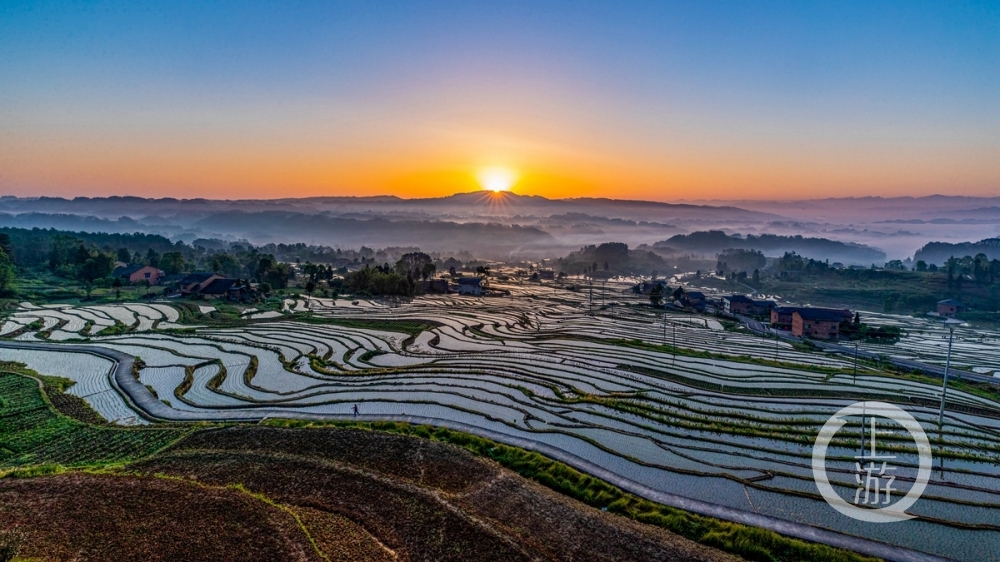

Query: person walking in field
[353,404,359,417]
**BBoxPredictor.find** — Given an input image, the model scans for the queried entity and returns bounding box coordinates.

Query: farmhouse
[750,299,775,316]
[633,281,665,295]
[937,299,967,318]
[179,272,225,295]
[772,306,851,331]
[722,295,754,315]
[770,306,798,328]
[112,265,164,286]
[791,308,845,339]
[456,276,483,296]
[681,291,706,310]
[199,278,238,298]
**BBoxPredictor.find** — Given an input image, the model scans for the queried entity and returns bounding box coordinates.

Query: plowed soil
[1,426,737,562]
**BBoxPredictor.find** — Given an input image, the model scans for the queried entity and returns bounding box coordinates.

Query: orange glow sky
[1,2,997,201]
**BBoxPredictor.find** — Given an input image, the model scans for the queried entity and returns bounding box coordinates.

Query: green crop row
[0,372,189,470]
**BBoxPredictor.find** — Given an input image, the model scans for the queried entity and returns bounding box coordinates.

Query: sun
[477,167,517,192]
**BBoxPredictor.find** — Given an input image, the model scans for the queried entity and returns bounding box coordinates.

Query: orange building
[791,309,846,339]
[112,265,164,285]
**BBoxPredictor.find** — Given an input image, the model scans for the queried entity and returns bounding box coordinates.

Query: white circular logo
[811,401,932,523]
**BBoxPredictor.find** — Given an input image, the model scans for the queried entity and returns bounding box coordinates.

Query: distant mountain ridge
[0,192,781,223]
[657,230,886,265]
[191,210,555,254]
[676,195,1000,222]
[913,238,1000,264]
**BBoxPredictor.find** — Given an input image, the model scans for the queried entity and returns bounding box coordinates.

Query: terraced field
[2,286,1000,561]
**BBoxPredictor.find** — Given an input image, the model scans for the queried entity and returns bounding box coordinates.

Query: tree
[752,268,760,286]
[421,262,436,280]
[974,253,989,285]
[210,253,242,277]
[395,252,432,280]
[302,262,320,281]
[160,251,185,275]
[258,282,272,295]
[915,260,928,272]
[112,277,123,300]
[0,233,11,258]
[145,248,160,268]
[717,249,766,275]
[0,247,15,296]
[671,286,684,301]
[649,284,664,307]
[79,252,114,282]
[256,255,292,289]
[116,247,132,263]
[304,280,316,296]
[883,293,899,313]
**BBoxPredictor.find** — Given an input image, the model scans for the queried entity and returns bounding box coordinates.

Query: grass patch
[358,349,387,363]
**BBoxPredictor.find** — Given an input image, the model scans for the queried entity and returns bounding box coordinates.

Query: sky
[1,1,998,201]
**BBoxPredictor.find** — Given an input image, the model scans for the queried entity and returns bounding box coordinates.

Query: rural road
[0,339,955,562]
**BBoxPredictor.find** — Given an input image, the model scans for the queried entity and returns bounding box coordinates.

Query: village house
[178,272,225,295]
[456,276,484,296]
[791,308,846,339]
[226,280,256,302]
[537,269,555,280]
[750,299,775,316]
[112,264,164,286]
[681,291,706,310]
[722,294,754,315]
[632,281,665,295]
[936,299,967,318]
[770,306,798,329]
[199,278,238,299]
[771,306,851,331]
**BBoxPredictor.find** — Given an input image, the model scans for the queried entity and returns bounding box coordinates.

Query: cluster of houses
[110,265,258,302]
[419,276,486,296]
[717,294,851,340]
[723,296,968,339]
[171,272,256,301]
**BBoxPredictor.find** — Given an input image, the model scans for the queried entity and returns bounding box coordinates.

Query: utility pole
[672,320,677,364]
[938,322,958,427]
[661,311,666,346]
[853,339,864,459]
[853,341,859,385]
